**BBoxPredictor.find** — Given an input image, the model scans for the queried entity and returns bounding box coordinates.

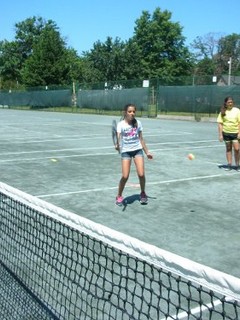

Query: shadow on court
[122,193,140,207]
[121,193,159,211]
[218,164,239,170]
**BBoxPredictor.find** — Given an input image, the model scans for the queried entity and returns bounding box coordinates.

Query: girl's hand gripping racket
[112,120,120,153]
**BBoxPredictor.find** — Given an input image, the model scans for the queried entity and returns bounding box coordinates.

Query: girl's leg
[134,156,145,192]
[225,142,232,167]
[117,159,131,197]
[232,141,239,167]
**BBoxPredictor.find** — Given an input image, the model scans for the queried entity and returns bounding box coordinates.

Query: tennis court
[0,108,239,280]
[1,108,240,319]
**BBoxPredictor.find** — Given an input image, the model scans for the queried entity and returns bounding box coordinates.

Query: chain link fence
[0,76,239,118]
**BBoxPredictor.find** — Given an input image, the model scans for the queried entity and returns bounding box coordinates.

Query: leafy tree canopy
[130,8,194,80]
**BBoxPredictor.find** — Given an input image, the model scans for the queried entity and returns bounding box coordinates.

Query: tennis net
[0,181,239,320]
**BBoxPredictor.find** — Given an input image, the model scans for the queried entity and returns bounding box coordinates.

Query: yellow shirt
[217,107,240,133]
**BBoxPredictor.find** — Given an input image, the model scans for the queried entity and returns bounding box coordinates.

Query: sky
[1,0,240,56]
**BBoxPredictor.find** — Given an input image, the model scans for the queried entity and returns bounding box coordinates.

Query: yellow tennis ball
[188,153,195,160]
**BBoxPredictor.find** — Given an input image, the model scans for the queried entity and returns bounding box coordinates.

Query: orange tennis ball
[188,153,195,160]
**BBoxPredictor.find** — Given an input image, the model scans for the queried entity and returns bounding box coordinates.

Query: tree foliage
[0,40,22,82]
[83,36,126,82]
[82,8,194,83]
[21,26,68,86]
[217,33,240,75]
[15,17,52,59]
[191,33,222,60]
[0,16,81,89]
[191,32,240,77]
[131,8,194,80]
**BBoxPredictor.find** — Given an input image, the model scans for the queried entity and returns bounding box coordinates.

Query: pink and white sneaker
[116,195,124,206]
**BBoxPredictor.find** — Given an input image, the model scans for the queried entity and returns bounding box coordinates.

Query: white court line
[149,174,223,186]
[0,152,118,162]
[37,174,223,198]
[0,140,222,156]
[0,145,225,162]
[0,132,190,144]
[0,146,113,156]
[144,132,193,137]
[0,134,106,144]
[0,138,223,159]
[148,139,218,146]
[153,144,222,152]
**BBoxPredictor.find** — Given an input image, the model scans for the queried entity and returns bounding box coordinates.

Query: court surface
[0,109,239,280]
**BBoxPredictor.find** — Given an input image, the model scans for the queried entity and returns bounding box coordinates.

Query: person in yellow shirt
[217,96,240,171]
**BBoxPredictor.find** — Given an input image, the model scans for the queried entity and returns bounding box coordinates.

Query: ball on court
[188,153,195,160]
[50,158,58,162]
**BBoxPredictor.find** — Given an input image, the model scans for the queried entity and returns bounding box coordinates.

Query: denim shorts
[121,149,144,159]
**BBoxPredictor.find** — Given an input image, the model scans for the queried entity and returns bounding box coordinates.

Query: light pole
[228,57,232,86]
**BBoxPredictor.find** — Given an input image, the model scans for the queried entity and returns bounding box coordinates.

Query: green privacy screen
[157,85,240,114]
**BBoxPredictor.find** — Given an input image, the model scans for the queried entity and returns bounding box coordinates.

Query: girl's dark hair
[123,103,138,127]
[220,96,233,117]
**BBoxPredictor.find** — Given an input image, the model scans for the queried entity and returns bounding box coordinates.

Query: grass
[8,105,217,120]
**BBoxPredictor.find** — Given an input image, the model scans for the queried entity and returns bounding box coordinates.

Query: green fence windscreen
[158,85,240,115]
[77,88,149,111]
[0,90,72,108]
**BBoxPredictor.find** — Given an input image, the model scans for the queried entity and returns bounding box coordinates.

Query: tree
[21,25,69,86]
[83,36,126,83]
[81,8,194,84]
[15,17,54,60]
[190,33,240,77]
[216,33,240,76]
[0,40,22,88]
[191,33,222,60]
[120,39,142,80]
[0,16,83,88]
[129,8,194,80]
[190,33,223,76]
[65,48,85,84]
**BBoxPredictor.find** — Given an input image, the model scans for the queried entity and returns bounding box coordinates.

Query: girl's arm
[218,123,223,142]
[139,132,153,159]
[115,132,121,152]
[238,123,240,140]
[238,111,240,139]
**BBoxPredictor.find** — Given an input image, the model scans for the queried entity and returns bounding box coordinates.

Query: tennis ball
[188,153,195,160]
[50,158,58,162]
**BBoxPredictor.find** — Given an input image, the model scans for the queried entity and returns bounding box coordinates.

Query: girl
[217,96,240,171]
[115,104,153,205]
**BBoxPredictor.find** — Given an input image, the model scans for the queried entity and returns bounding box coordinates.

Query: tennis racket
[112,120,120,153]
